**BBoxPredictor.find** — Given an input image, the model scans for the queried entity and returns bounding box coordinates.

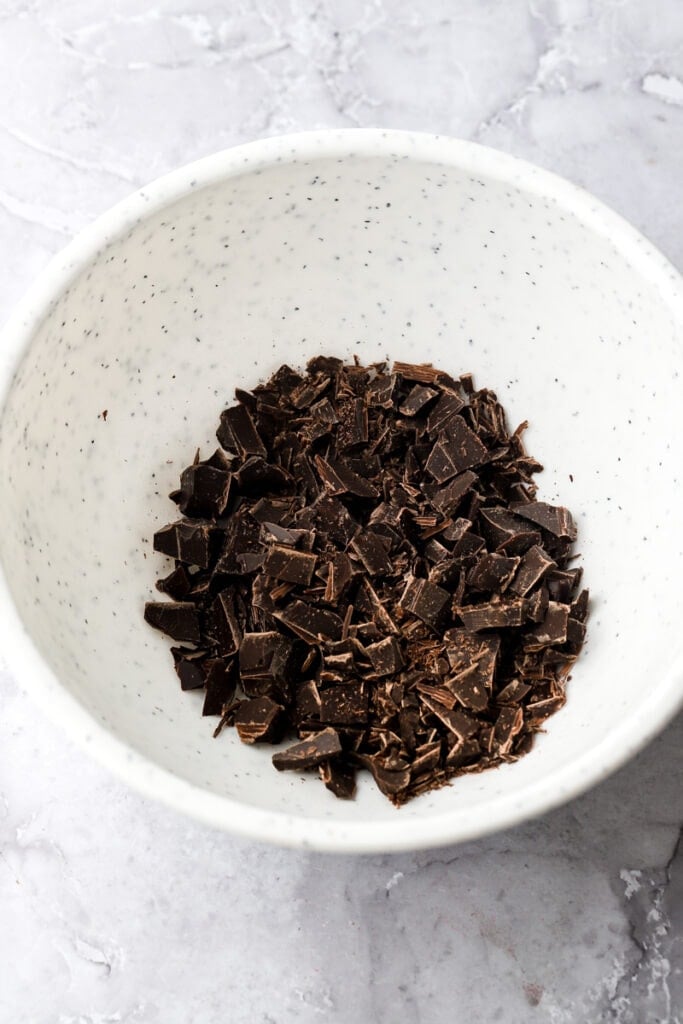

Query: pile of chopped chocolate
[144,357,588,805]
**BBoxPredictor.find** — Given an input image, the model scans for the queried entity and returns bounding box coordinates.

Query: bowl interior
[2,140,683,841]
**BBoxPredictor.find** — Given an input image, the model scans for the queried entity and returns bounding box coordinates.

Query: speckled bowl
[1,131,683,852]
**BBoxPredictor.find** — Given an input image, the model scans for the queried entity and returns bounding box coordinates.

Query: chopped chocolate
[349,531,392,576]
[239,632,295,696]
[511,501,577,541]
[235,697,284,744]
[202,658,237,716]
[458,598,526,631]
[171,647,206,690]
[217,404,267,458]
[319,683,369,725]
[153,520,217,569]
[272,727,343,770]
[155,564,192,600]
[319,759,357,799]
[400,577,450,632]
[146,358,588,806]
[366,636,405,676]
[263,544,317,585]
[176,453,232,518]
[274,600,344,644]
[509,544,556,597]
[144,601,201,643]
[399,385,438,417]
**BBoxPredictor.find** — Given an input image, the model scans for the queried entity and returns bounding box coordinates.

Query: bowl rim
[1,128,682,853]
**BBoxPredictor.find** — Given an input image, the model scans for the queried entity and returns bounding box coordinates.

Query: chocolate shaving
[146,358,589,806]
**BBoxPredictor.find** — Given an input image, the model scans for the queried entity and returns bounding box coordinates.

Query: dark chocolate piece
[235,697,284,744]
[176,453,232,518]
[399,577,450,632]
[155,565,192,600]
[274,600,344,644]
[458,598,526,631]
[319,759,357,799]
[153,520,216,569]
[171,647,206,690]
[239,632,295,694]
[366,636,405,676]
[511,501,577,541]
[202,659,237,716]
[272,727,343,770]
[144,601,201,642]
[217,404,267,458]
[263,544,317,585]
[509,544,556,597]
[319,683,369,725]
[349,531,392,576]
[399,384,438,417]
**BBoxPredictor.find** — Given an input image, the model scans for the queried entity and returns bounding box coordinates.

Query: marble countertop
[1,1,682,1021]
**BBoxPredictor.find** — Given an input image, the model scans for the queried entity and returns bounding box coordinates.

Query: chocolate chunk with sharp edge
[177,458,232,518]
[273,600,343,644]
[426,432,468,484]
[153,520,217,568]
[526,585,549,623]
[360,578,400,635]
[263,544,317,585]
[571,588,589,622]
[427,390,466,433]
[217,404,267,458]
[171,647,206,690]
[239,632,295,694]
[565,616,586,655]
[202,658,237,716]
[509,544,556,596]
[547,567,582,604]
[441,415,488,470]
[210,590,243,655]
[369,376,397,412]
[314,456,379,500]
[478,508,540,554]
[261,522,314,549]
[525,601,570,650]
[290,376,331,409]
[511,501,577,541]
[420,694,479,739]
[295,679,321,722]
[235,697,285,744]
[399,385,438,416]
[399,577,450,631]
[144,601,201,643]
[392,361,448,384]
[426,470,477,516]
[458,598,526,631]
[354,753,411,798]
[155,565,192,600]
[235,457,292,494]
[272,727,343,770]
[494,705,524,754]
[467,553,520,593]
[298,494,357,548]
[349,531,392,575]
[215,509,262,574]
[324,552,355,603]
[319,683,368,725]
[496,678,532,704]
[319,759,357,799]
[250,496,298,524]
[366,636,405,676]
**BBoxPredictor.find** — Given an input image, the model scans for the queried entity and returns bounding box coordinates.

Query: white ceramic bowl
[2,130,682,853]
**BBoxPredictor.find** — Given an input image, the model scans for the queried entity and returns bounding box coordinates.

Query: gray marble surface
[1,1,682,1020]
